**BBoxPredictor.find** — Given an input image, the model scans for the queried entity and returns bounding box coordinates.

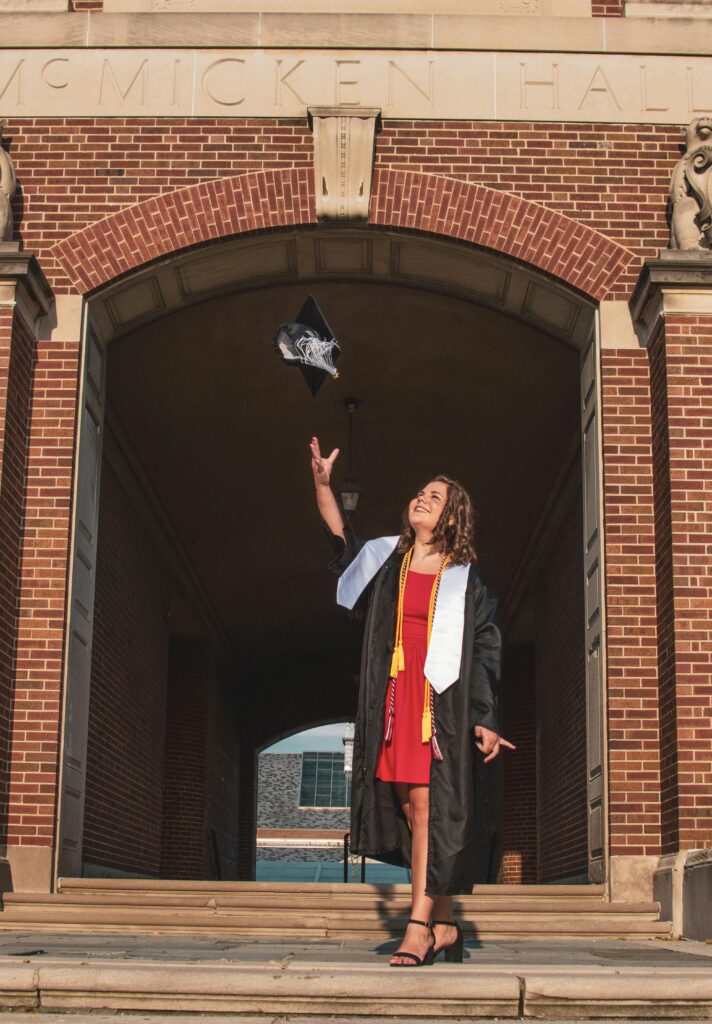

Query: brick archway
[51,168,634,301]
[50,164,627,885]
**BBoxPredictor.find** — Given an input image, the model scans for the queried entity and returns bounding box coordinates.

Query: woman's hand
[310,436,345,540]
[310,435,339,489]
[474,725,516,764]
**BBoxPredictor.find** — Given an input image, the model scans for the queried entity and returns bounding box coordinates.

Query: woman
[309,436,515,967]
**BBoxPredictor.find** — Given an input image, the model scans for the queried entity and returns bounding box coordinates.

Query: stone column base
[653,848,712,940]
[1,845,54,893]
[608,854,659,903]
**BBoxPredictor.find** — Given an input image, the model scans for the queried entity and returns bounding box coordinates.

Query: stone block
[4,845,54,894]
[88,13,260,47]
[682,849,712,942]
[654,848,712,940]
[0,963,39,1011]
[608,854,659,902]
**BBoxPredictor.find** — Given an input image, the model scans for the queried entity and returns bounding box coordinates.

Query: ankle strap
[431,919,457,925]
[408,918,432,928]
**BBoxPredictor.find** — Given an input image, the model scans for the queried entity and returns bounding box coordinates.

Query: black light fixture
[339,398,361,513]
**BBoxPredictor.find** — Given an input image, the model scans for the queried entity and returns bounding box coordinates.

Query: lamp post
[339,398,361,512]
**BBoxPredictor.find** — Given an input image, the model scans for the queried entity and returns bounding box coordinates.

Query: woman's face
[408,480,449,536]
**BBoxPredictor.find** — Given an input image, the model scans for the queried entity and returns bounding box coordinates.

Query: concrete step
[0,907,672,940]
[58,879,608,897]
[0,955,710,1018]
[0,879,670,940]
[3,891,658,914]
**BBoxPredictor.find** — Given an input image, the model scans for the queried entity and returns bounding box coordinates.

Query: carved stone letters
[308,107,381,221]
[669,117,712,250]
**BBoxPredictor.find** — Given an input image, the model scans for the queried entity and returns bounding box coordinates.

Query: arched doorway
[53,173,630,889]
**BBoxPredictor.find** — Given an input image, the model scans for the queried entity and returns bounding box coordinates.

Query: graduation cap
[273,295,341,397]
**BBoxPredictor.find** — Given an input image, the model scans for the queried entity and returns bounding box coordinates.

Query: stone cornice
[0,243,54,328]
[630,250,712,347]
[2,11,712,55]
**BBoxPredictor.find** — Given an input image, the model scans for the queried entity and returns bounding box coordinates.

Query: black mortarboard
[273,295,341,397]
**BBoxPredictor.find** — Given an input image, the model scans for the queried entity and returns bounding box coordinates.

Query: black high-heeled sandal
[389,918,435,967]
[431,919,464,963]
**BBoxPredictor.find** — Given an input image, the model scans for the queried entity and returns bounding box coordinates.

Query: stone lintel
[1,11,712,57]
[630,250,712,348]
[0,243,54,330]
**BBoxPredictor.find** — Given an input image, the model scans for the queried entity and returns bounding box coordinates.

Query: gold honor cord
[387,546,451,751]
[389,546,413,680]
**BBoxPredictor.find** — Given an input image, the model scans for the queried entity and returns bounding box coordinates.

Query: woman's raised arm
[310,435,345,541]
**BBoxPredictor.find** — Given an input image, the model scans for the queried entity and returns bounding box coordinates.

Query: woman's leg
[431,894,458,953]
[390,783,434,965]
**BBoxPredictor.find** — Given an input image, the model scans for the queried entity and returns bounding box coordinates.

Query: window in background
[299,751,352,808]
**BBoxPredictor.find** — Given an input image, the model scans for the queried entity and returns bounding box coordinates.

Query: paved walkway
[0,929,710,966]
[1,930,711,1020]
[255,861,410,883]
[0,1017,706,1024]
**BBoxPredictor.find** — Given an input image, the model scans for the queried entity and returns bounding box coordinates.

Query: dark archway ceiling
[104,277,580,673]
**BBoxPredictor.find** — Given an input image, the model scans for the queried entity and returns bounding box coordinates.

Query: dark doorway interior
[79,269,587,884]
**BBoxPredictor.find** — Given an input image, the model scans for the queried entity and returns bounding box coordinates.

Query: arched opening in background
[255,721,397,883]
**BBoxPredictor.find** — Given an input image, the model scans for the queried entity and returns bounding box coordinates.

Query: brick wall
[535,484,588,882]
[7,336,81,852]
[161,640,210,879]
[592,0,624,13]
[601,347,662,857]
[83,452,170,876]
[500,644,537,884]
[0,309,35,846]
[648,323,677,853]
[2,118,680,298]
[375,121,675,297]
[650,317,712,851]
[160,640,241,880]
[257,752,350,831]
[206,670,240,880]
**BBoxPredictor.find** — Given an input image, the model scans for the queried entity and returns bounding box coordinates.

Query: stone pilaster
[0,244,53,890]
[631,254,712,906]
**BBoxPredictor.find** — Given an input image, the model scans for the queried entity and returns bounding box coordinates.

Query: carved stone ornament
[0,121,17,243]
[669,117,712,250]
[308,108,382,222]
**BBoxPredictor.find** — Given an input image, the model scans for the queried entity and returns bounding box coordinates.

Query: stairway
[0,879,672,940]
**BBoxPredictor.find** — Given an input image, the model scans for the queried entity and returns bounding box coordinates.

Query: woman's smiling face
[408,480,449,535]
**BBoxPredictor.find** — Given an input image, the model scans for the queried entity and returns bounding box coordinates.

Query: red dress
[375,570,435,785]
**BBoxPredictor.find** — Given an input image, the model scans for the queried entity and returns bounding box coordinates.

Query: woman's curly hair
[396,474,478,566]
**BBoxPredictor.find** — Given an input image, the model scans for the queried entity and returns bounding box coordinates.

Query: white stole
[336,536,470,694]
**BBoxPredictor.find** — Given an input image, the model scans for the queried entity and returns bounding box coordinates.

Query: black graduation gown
[322,513,503,896]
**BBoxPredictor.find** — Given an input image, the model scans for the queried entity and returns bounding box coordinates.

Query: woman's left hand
[474,725,516,763]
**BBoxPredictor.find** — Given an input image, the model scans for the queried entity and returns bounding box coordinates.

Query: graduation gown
[323,513,503,896]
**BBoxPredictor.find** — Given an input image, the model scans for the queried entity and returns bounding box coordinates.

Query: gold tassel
[390,548,412,679]
[422,701,432,743]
